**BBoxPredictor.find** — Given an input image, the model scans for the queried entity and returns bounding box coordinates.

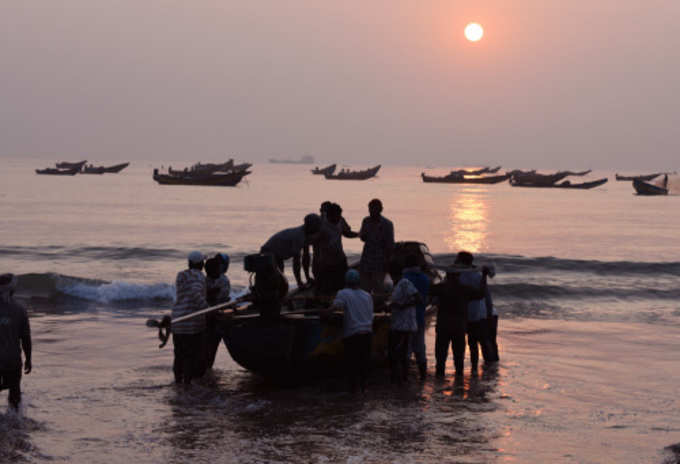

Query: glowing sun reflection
[445,190,489,253]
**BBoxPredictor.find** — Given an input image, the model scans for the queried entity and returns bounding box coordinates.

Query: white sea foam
[58,280,176,303]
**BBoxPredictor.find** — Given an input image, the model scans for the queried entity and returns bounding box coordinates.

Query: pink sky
[1,1,678,168]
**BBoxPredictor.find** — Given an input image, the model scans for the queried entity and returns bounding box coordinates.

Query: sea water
[1,158,679,463]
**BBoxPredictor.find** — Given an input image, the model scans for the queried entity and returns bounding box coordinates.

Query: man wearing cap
[260,214,322,289]
[0,273,32,410]
[325,269,374,393]
[359,199,395,293]
[171,251,208,386]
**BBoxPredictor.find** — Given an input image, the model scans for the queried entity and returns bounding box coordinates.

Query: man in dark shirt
[431,265,488,378]
[359,199,395,293]
[0,274,32,410]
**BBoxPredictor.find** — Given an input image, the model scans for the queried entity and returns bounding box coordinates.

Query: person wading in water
[0,274,32,411]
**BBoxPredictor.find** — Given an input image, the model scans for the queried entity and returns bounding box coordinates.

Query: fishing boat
[311,164,337,176]
[55,160,87,170]
[633,178,668,195]
[152,168,250,186]
[421,173,510,184]
[511,177,608,189]
[81,162,130,174]
[221,242,439,381]
[324,165,381,180]
[35,167,81,175]
[168,160,235,176]
[509,171,570,187]
[615,173,662,181]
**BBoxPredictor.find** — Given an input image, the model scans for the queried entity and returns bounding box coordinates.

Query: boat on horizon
[35,167,81,176]
[269,155,315,164]
[55,160,87,170]
[511,177,609,189]
[152,168,250,186]
[168,160,235,176]
[633,178,668,195]
[311,164,336,176]
[421,172,510,184]
[509,171,570,187]
[324,165,381,180]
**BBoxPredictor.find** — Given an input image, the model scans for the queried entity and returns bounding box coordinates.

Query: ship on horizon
[269,155,315,164]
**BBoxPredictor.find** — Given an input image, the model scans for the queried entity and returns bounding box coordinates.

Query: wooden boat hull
[633,179,668,195]
[616,173,661,181]
[220,241,439,382]
[421,173,509,184]
[311,164,337,175]
[35,167,80,175]
[153,171,250,186]
[324,165,381,180]
[220,309,422,382]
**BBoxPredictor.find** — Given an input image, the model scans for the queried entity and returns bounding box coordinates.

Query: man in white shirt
[326,269,374,393]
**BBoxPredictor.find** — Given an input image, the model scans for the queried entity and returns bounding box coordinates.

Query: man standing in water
[0,274,32,411]
[431,261,489,378]
[172,251,208,386]
[261,214,322,289]
[325,269,374,393]
[359,199,394,293]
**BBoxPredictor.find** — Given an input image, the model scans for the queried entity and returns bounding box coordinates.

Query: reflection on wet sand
[156,363,504,463]
[446,188,489,253]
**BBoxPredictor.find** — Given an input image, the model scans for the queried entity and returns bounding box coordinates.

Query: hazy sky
[1,1,678,168]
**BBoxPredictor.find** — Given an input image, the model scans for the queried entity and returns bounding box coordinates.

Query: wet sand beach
[3,312,679,463]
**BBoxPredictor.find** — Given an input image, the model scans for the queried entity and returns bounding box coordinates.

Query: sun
[464,22,484,42]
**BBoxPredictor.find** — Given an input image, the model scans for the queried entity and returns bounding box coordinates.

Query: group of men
[326,248,500,393]
[260,198,395,297]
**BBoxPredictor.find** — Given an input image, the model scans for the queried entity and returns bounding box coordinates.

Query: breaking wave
[16,273,175,304]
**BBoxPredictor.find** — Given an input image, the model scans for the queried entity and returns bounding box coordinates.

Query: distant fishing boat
[311,164,336,175]
[324,165,380,180]
[633,178,668,195]
[35,167,80,176]
[55,160,87,170]
[269,155,315,164]
[421,173,510,184]
[509,171,570,187]
[168,160,235,176]
[152,168,250,186]
[511,178,608,189]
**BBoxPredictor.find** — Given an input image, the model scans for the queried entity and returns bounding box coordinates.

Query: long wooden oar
[145,295,251,348]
